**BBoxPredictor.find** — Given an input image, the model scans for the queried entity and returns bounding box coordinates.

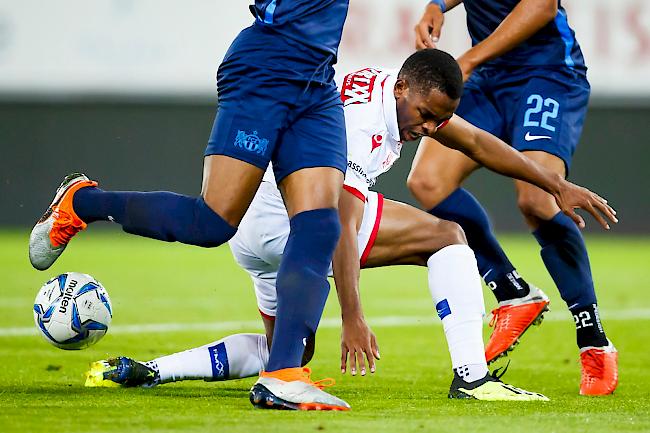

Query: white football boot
[249,367,350,411]
[29,173,97,270]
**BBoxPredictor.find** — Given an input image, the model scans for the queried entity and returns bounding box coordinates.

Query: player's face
[393,79,458,142]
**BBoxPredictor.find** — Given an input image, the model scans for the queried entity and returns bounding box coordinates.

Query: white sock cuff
[427,244,477,267]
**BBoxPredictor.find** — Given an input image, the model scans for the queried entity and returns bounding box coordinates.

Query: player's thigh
[202,77,300,225]
[508,69,590,174]
[275,84,347,217]
[408,137,480,209]
[513,151,567,224]
[363,197,466,268]
[279,167,344,217]
[201,156,264,226]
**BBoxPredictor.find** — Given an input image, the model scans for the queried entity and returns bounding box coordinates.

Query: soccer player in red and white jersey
[85,49,616,401]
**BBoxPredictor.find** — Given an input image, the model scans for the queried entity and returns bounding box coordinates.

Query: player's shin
[533,211,608,348]
[266,208,341,371]
[426,244,488,382]
[152,334,269,384]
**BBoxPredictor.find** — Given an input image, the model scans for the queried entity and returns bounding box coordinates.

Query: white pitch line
[2,308,649,338]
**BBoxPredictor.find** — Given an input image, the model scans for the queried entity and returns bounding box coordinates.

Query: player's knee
[422,219,467,258]
[437,219,467,247]
[188,197,237,247]
[201,191,242,228]
[517,192,555,222]
[407,172,453,209]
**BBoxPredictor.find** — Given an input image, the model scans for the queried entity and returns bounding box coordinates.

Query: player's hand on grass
[554,179,618,230]
[340,316,380,376]
[415,2,445,49]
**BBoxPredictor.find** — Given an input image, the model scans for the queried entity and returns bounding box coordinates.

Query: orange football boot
[29,173,97,270]
[485,286,550,364]
[250,367,349,411]
[580,340,618,396]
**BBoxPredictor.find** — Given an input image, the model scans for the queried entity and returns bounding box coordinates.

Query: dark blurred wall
[1,100,648,232]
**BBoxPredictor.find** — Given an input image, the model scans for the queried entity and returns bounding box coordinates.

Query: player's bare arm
[415,0,559,81]
[432,116,618,229]
[332,189,380,376]
[414,0,463,49]
[456,0,558,81]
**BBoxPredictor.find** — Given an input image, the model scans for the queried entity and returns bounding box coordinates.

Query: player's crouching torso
[340,67,403,193]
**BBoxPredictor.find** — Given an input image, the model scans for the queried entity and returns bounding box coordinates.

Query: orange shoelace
[262,367,335,390]
[50,212,84,247]
[581,350,605,379]
[489,308,500,328]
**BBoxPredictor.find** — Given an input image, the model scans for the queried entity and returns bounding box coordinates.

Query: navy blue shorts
[456,66,590,173]
[204,26,347,183]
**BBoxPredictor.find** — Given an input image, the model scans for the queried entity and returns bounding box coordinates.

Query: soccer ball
[33,272,112,350]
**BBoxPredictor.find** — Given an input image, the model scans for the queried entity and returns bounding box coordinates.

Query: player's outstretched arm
[433,116,618,230]
[455,0,557,81]
[414,0,463,49]
[332,189,380,376]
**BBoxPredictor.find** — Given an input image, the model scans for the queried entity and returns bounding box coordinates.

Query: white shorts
[228,181,384,318]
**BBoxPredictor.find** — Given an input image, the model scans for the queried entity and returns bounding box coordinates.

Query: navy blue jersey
[251,0,350,57]
[463,0,585,70]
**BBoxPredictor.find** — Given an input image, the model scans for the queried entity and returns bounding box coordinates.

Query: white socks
[427,244,488,382]
[146,245,489,385]
[153,333,269,383]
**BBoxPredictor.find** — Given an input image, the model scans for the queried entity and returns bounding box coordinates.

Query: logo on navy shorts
[234,130,269,155]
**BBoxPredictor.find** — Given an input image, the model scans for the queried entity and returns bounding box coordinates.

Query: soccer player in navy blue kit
[30,1,356,410]
[411,0,618,395]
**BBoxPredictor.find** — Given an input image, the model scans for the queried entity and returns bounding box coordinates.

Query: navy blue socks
[429,188,529,302]
[266,208,341,371]
[533,212,608,347]
[73,187,237,247]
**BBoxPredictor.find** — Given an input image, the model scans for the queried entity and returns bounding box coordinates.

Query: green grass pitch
[1,230,649,432]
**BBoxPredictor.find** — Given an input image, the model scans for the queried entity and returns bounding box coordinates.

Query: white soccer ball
[33,272,112,350]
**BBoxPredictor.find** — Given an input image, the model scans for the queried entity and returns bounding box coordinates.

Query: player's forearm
[332,225,364,319]
[332,190,366,319]
[458,0,557,69]
[458,129,563,194]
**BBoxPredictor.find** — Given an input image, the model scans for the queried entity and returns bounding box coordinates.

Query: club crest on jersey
[371,133,384,152]
[234,130,269,155]
[341,68,381,106]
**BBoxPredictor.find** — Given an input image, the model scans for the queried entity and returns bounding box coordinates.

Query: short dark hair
[398,49,463,100]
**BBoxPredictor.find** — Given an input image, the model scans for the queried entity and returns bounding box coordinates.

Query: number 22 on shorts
[523,94,560,132]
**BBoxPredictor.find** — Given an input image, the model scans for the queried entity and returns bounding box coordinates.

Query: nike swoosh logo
[524,132,552,141]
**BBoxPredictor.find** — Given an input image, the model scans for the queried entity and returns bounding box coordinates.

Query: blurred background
[1,0,648,232]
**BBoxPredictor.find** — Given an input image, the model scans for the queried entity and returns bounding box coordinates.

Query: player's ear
[394,78,409,100]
